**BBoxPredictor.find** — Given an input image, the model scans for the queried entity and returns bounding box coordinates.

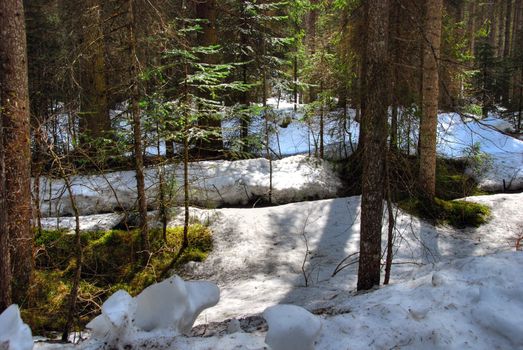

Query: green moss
[27,224,213,334]
[399,197,490,228]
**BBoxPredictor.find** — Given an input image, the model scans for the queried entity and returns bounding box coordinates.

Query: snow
[31,192,523,349]
[133,276,219,335]
[37,155,341,217]
[40,213,124,232]
[0,305,33,350]
[435,113,523,191]
[84,275,219,348]
[263,304,322,350]
[28,100,523,349]
[184,192,522,325]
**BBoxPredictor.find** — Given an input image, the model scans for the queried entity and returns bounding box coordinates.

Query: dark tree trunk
[0,0,33,305]
[0,102,11,312]
[78,0,111,149]
[357,0,390,291]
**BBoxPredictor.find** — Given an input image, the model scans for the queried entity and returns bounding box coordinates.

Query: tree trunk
[0,0,33,305]
[419,0,443,199]
[307,0,319,103]
[195,0,222,158]
[79,0,111,148]
[128,0,149,256]
[467,1,477,54]
[390,2,401,151]
[0,101,11,312]
[357,0,390,291]
[504,0,513,58]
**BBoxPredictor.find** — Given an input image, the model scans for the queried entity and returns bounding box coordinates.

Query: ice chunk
[0,305,33,350]
[180,280,220,334]
[263,304,322,350]
[86,276,219,347]
[86,290,136,345]
[134,275,220,335]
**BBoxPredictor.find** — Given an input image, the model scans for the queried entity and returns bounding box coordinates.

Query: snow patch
[37,155,341,217]
[86,276,219,348]
[263,304,321,350]
[0,305,33,350]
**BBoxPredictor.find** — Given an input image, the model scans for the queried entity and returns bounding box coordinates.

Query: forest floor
[29,108,523,349]
[34,192,523,349]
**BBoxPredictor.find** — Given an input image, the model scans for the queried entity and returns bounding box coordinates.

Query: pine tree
[0,0,33,305]
[419,0,443,199]
[357,0,390,291]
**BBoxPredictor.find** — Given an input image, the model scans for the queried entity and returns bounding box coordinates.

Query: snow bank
[316,252,523,350]
[40,213,124,232]
[85,275,219,348]
[0,305,33,350]
[77,252,523,350]
[263,304,321,350]
[435,113,522,191]
[37,155,341,217]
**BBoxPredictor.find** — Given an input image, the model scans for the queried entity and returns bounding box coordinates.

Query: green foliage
[462,103,483,116]
[399,197,490,229]
[435,158,485,199]
[463,143,493,180]
[27,225,213,335]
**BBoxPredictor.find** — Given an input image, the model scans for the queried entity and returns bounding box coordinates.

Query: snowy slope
[32,192,523,349]
[435,114,523,191]
[189,192,523,325]
[265,102,522,190]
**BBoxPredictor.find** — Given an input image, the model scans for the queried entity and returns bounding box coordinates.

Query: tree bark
[0,99,11,312]
[467,1,477,54]
[78,0,111,148]
[419,0,443,199]
[357,0,390,291]
[0,0,33,305]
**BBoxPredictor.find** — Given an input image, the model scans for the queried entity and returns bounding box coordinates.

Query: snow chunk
[86,290,136,346]
[0,305,33,350]
[86,275,219,347]
[134,275,220,334]
[263,304,322,350]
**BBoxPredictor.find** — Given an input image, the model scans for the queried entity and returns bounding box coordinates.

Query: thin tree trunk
[293,55,298,111]
[357,0,390,291]
[263,52,273,204]
[504,0,513,58]
[195,0,222,157]
[468,1,477,54]
[384,153,394,285]
[307,0,319,103]
[128,0,149,257]
[419,0,443,199]
[58,163,82,342]
[390,2,400,151]
[319,82,324,159]
[0,0,33,305]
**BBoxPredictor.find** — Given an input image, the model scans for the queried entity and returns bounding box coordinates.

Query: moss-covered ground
[23,225,212,336]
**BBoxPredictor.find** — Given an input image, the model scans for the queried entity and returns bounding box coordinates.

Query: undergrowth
[398,197,491,228]
[337,152,490,228]
[23,225,212,336]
